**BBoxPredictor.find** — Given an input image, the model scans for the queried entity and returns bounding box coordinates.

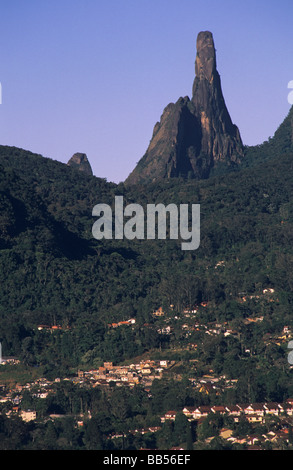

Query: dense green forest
[1,107,293,450]
[1,113,293,365]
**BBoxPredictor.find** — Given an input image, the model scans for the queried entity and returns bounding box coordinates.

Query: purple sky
[0,0,292,183]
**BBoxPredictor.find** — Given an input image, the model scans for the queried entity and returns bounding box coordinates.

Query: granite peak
[125,31,244,185]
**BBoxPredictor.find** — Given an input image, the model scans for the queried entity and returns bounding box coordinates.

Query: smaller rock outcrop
[67,153,93,176]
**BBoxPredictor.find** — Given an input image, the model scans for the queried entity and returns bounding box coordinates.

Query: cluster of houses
[2,367,293,448]
[161,399,293,424]
[150,294,293,355]
[0,360,175,426]
[0,356,20,366]
[239,288,276,303]
[76,360,174,388]
[107,399,293,449]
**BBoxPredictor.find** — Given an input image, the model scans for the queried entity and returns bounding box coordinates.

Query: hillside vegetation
[0,111,292,379]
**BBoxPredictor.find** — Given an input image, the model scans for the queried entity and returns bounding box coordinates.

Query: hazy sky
[0,0,292,183]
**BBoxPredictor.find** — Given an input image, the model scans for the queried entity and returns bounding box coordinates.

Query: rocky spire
[125,31,244,185]
[67,152,93,176]
[191,31,243,168]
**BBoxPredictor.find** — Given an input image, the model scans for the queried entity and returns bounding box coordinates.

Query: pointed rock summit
[125,31,244,185]
[191,31,243,169]
[67,152,93,176]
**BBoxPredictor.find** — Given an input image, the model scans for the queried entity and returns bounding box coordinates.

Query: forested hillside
[0,109,293,378]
